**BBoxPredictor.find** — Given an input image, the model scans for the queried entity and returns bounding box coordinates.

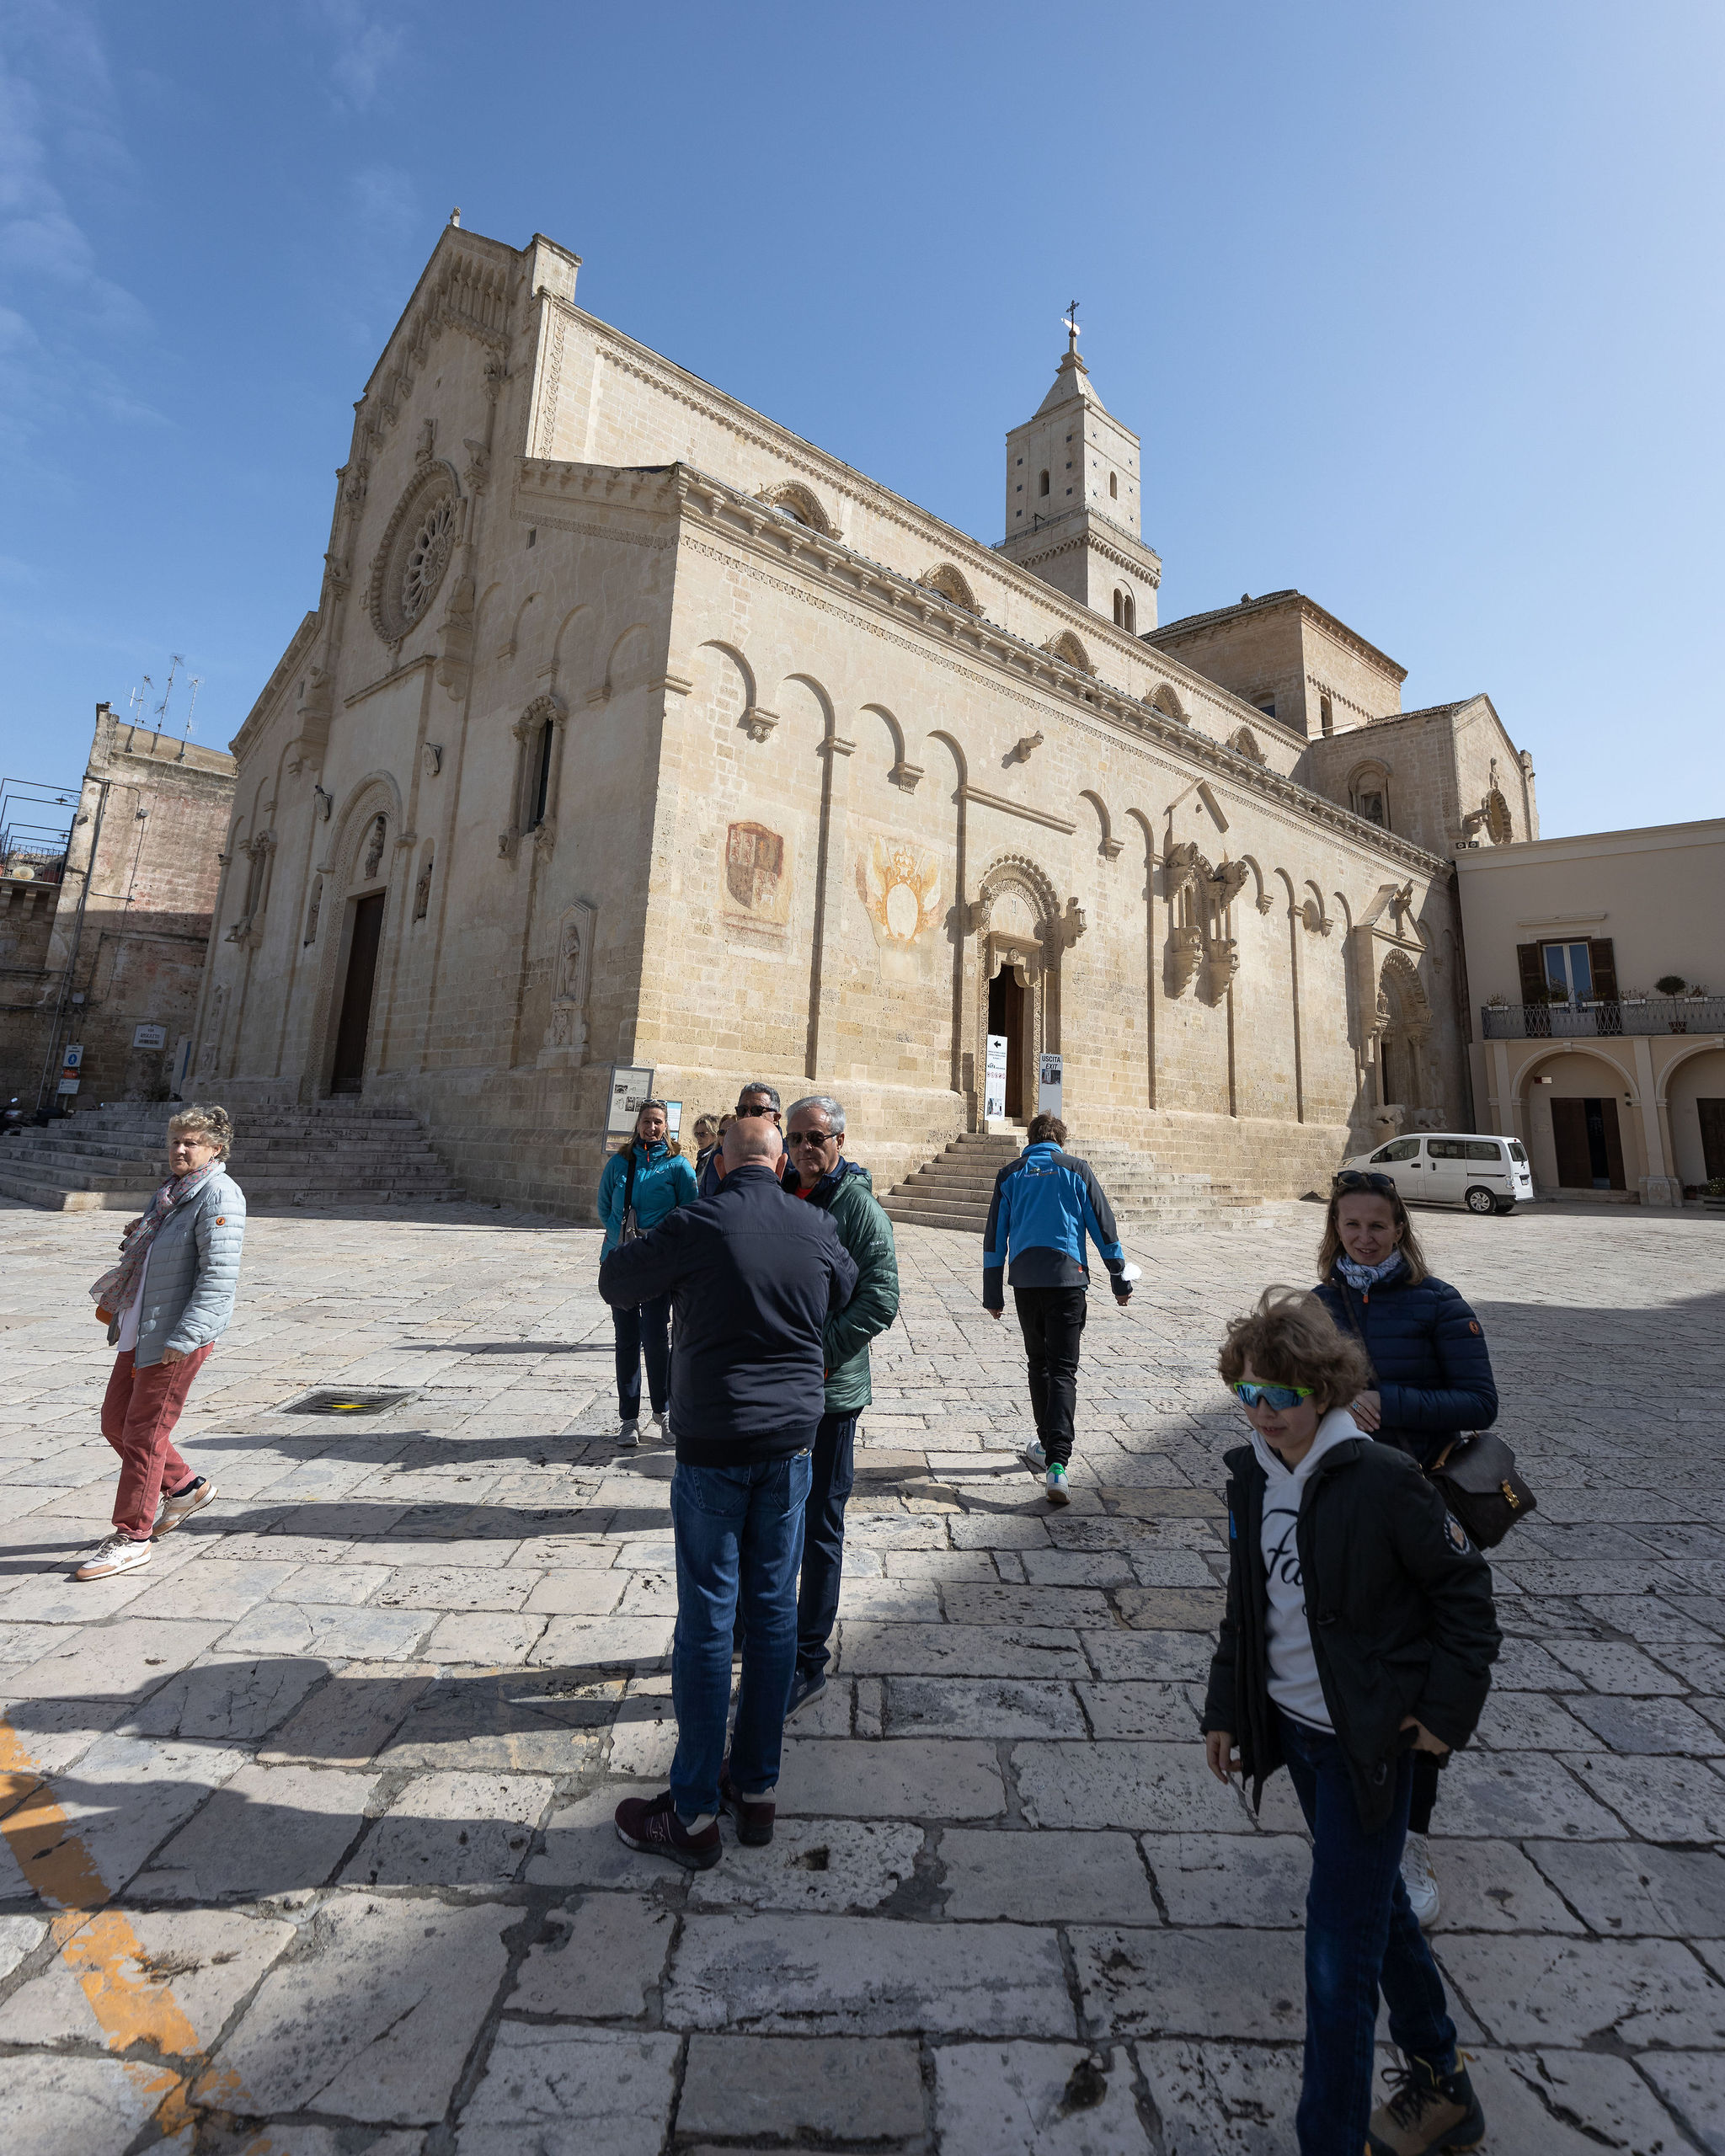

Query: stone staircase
[0,1100,465,1213]
[881,1129,1280,1238]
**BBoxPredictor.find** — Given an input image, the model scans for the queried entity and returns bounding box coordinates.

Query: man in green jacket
[782,1092,900,1718]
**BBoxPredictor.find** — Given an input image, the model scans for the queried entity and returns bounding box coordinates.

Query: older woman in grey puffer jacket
[76,1104,246,1582]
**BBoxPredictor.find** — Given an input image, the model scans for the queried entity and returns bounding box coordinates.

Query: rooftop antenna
[178,676,202,760]
[153,654,184,747]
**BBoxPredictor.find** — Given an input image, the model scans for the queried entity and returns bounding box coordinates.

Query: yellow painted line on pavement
[0,1713,253,2137]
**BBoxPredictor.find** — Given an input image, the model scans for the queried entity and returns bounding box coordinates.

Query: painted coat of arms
[725,821,789,925]
[856,835,943,946]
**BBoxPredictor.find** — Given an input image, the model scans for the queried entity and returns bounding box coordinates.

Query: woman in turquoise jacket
[595,1100,697,1444]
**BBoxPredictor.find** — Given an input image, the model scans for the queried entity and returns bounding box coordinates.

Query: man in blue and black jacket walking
[981,1112,1131,1504]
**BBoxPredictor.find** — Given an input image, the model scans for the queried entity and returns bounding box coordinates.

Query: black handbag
[619,1148,644,1243]
[1426,1432,1537,1550]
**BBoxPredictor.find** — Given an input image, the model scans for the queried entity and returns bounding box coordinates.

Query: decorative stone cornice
[501,454,1450,883]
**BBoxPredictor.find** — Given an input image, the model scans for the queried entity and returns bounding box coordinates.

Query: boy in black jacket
[1203,1288,1499,2156]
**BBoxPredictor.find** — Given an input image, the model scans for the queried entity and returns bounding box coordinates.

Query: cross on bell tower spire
[1063,300,1080,355]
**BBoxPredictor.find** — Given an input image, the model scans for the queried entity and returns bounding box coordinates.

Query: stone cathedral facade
[195,221,1536,1209]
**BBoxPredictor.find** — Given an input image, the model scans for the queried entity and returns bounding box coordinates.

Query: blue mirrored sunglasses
[1231,1380,1315,1412]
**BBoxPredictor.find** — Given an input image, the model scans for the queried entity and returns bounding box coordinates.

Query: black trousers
[795,1411,857,1678]
[1012,1284,1087,1466]
[612,1293,671,1420]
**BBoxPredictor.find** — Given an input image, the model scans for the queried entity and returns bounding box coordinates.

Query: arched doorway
[331,891,386,1093]
[325,810,391,1097]
[972,856,1072,1129]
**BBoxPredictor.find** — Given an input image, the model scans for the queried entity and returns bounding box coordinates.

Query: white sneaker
[75,1533,153,1582]
[155,1476,216,1536]
[615,1419,640,1447]
[1023,1439,1047,1473]
[1044,1463,1071,1506]
[1401,1833,1440,1929]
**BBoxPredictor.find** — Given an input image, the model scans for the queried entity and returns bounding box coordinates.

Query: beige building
[1456,819,1725,1203]
[194,220,1537,1212]
[2,705,234,1111]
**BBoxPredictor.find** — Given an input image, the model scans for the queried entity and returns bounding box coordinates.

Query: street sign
[56,1078,80,1096]
[984,1034,1007,1120]
[1038,1052,1063,1119]
[61,1044,83,1070]
[605,1063,656,1137]
[133,1023,167,1049]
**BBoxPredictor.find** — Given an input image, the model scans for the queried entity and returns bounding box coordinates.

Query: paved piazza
[1,1191,1722,2154]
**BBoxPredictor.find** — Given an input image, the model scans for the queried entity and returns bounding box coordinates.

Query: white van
[1341,1133,1535,1216]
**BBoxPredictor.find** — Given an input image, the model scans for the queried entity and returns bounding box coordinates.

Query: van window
[1465,1141,1503,1161]
[1428,1139,1467,1159]
[1371,1139,1421,1162]
[1508,1140,1529,1165]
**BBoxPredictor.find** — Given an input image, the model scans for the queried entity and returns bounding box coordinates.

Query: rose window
[401,494,457,623]
[368,468,460,644]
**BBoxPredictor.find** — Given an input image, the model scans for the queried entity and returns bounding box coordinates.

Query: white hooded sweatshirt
[1249,1406,1365,1732]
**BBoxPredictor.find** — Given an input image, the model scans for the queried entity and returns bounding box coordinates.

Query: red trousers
[100,1346,212,1540]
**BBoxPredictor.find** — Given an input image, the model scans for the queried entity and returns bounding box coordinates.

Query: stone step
[3,1104,465,1211]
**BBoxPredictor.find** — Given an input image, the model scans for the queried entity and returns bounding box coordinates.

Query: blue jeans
[612,1293,671,1420]
[669,1449,813,1819]
[1279,1711,1458,2155]
[796,1412,857,1678]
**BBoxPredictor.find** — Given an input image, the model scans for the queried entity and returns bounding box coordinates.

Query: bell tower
[999,308,1162,632]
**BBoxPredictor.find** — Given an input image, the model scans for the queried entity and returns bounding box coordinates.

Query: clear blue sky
[3,1,1720,843]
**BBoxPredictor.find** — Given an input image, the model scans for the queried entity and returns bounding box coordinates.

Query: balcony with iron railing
[1481,996,1725,1039]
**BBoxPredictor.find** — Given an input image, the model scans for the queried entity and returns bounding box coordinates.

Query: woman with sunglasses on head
[1204,1288,1499,2156]
[1313,1168,1499,1930]
[597,1099,697,1445]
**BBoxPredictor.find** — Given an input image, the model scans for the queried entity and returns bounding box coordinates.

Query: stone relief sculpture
[856,835,943,947]
[363,816,387,881]
[304,877,323,947]
[414,846,434,922]
[542,899,596,1063]
[1165,842,1247,1001]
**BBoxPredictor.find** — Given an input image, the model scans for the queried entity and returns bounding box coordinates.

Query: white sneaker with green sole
[1044,1464,1070,1505]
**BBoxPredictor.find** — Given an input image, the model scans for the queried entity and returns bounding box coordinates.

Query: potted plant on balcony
[1657,975,1690,1032]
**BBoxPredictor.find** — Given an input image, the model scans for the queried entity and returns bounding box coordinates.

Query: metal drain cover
[281,1386,417,1416]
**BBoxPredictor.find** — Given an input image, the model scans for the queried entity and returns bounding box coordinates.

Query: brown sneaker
[1367,2054,1484,2154]
[155,1476,216,1535]
[613,1789,722,1870]
[75,1533,153,1582]
[719,1761,776,1846]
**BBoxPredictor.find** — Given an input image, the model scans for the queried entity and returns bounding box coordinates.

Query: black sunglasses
[1332,1169,1398,1198]
[787,1129,836,1147]
[734,1103,779,1118]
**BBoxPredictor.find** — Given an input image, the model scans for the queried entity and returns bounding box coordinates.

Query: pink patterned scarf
[90,1161,220,1321]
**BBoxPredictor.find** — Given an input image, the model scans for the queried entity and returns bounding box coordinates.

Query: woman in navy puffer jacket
[596,1100,697,1446]
[1314,1166,1501,1935]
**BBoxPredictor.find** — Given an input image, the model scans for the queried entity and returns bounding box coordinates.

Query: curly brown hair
[1217,1286,1373,1414]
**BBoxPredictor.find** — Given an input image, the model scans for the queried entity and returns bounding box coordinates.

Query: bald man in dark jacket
[601,1116,857,1871]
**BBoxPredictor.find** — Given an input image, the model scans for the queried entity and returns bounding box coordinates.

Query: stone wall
[0,707,232,1109]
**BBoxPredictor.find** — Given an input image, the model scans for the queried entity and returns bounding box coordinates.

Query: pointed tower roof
[1034,344,1108,416]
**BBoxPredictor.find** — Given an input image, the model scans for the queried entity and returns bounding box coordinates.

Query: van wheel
[1464,1186,1498,1215]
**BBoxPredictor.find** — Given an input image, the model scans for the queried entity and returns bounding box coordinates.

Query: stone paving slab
[0,1195,1722,2146]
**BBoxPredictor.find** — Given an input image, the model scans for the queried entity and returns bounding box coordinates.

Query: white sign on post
[984,1034,1008,1121]
[62,1044,83,1070]
[605,1064,657,1140]
[1038,1052,1064,1120]
[132,1023,167,1049]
